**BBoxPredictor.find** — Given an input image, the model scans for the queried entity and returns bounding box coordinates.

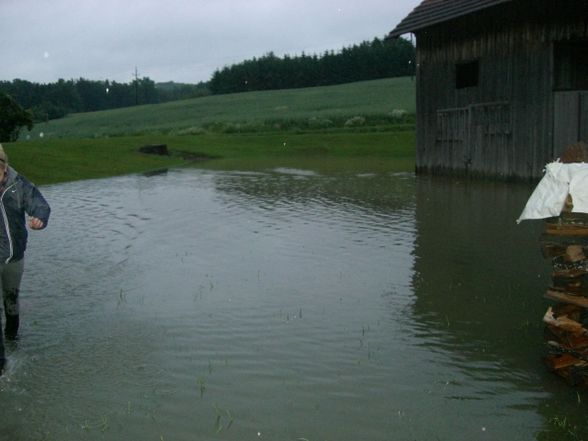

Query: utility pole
[133,66,139,105]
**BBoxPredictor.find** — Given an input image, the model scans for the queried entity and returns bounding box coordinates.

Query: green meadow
[7,77,416,184]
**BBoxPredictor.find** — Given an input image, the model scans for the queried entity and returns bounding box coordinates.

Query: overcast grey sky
[1,0,416,84]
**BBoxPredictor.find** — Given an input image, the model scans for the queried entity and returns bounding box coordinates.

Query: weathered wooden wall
[414,0,588,179]
[554,92,588,150]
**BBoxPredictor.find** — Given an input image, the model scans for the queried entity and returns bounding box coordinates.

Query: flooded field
[0,163,586,441]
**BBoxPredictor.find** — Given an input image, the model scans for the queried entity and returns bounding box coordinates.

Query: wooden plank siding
[402,0,588,179]
[557,91,588,149]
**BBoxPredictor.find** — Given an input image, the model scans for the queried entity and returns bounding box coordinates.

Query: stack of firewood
[542,212,588,385]
[542,143,588,386]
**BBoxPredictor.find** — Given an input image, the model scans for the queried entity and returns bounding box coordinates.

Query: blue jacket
[0,167,51,263]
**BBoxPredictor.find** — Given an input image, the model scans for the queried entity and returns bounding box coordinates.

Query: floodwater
[1,162,586,441]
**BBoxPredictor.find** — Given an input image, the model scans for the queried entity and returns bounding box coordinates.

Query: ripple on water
[0,169,565,441]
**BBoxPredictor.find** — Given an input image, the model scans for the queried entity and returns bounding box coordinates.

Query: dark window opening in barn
[553,41,588,90]
[455,61,479,89]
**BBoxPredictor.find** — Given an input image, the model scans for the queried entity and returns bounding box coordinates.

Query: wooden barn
[389,0,588,179]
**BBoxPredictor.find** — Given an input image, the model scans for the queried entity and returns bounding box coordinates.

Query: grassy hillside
[7,77,416,185]
[26,77,415,139]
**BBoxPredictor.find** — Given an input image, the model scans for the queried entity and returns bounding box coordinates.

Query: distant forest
[0,36,414,122]
[210,37,415,94]
[0,78,210,122]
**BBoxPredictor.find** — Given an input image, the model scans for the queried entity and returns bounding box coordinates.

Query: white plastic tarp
[517,162,588,223]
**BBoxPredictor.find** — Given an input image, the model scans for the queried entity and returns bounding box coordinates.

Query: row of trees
[0,78,210,122]
[209,37,415,94]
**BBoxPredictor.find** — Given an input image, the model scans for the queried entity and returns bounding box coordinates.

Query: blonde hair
[0,144,7,170]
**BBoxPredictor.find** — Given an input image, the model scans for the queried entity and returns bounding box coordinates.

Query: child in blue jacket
[0,144,50,375]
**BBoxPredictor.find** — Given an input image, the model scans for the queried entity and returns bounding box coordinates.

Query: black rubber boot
[4,314,19,341]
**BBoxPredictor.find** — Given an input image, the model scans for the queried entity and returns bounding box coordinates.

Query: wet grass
[196,376,207,399]
[4,130,416,185]
[546,416,582,440]
[4,137,183,185]
[213,404,234,433]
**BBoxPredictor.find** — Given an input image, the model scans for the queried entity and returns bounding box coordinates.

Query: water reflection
[413,176,588,440]
[0,166,585,440]
[413,176,548,362]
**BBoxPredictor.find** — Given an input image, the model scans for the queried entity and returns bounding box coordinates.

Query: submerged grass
[213,404,234,433]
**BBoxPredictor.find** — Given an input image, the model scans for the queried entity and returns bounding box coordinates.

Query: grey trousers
[0,258,25,365]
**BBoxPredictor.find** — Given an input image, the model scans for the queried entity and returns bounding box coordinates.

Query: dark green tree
[0,92,33,142]
[209,36,415,95]
[0,76,193,122]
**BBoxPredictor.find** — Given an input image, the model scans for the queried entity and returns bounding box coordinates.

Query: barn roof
[389,0,514,37]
